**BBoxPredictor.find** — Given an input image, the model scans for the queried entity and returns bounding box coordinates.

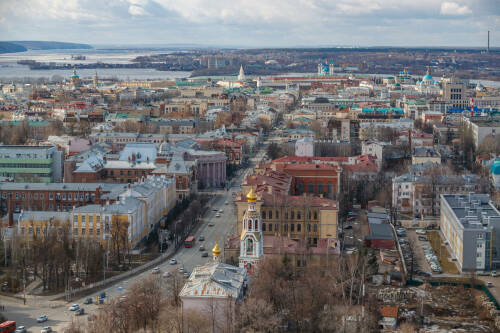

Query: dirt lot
[377,284,499,332]
[427,230,459,274]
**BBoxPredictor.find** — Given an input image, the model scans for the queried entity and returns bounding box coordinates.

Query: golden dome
[212,241,221,258]
[246,188,257,202]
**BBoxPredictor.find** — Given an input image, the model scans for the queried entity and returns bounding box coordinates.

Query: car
[199,236,205,241]
[418,236,428,241]
[178,267,184,273]
[201,251,208,257]
[15,326,27,333]
[75,308,85,316]
[219,209,223,213]
[69,304,79,311]
[208,222,215,227]
[162,272,170,278]
[169,258,177,265]
[41,327,52,333]
[416,229,426,235]
[152,267,160,274]
[184,272,190,278]
[37,315,48,323]
[347,211,357,217]
[225,201,229,205]
[488,282,494,287]
[84,297,93,304]
[344,226,353,230]
[212,208,218,212]
[215,214,221,218]
[477,271,490,276]
[492,271,498,277]
[199,245,205,251]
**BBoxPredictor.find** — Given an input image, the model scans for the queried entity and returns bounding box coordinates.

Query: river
[0,49,191,80]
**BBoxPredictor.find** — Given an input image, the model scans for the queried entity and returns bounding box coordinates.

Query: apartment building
[440,193,500,272]
[0,145,62,183]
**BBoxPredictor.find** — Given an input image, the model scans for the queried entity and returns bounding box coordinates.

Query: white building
[463,118,500,149]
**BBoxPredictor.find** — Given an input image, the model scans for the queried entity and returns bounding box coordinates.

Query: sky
[0,0,498,48]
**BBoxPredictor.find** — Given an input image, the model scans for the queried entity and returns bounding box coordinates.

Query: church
[238,188,264,273]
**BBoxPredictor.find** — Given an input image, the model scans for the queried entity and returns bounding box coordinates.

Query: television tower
[487,30,490,53]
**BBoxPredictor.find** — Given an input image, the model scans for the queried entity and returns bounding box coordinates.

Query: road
[0,142,268,332]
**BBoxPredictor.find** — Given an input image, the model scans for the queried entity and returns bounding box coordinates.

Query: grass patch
[427,230,459,274]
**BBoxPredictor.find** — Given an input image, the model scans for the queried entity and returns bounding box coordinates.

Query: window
[40,193,44,199]
[318,183,323,194]
[276,211,279,219]
[314,211,318,220]
[89,216,93,224]
[49,193,53,200]
[15,193,19,199]
[68,193,72,200]
[36,227,40,235]
[21,193,25,199]
[476,252,482,258]
[82,215,86,224]
[73,215,78,224]
[262,211,266,219]
[89,228,93,235]
[96,216,101,224]
[29,227,33,235]
[284,224,288,232]
[297,212,301,219]
[268,223,272,232]
[21,227,25,235]
[62,193,66,200]
[275,223,278,232]
[56,193,60,200]
[81,228,86,236]
[248,219,252,231]
[478,234,484,239]
[96,229,100,236]
[269,211,272,219]
[74,229,78,235]
[80,194,84,201]
[313,224,318,232]
[285,212,288,219]
[307,224,311,232]
[308,182,314,193]
[291,224,295,232]
[263,223,266,231]
[291,211,294,219]
[297,224,301,232]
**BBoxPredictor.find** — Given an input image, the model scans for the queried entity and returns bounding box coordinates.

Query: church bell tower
[239,188,264,273]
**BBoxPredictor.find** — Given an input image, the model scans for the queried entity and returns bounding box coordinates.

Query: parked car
[151,267,160,274]
[41,327,52,333]
[488,282,494,287]
[84,297,93,304]
[75,308,85,316]
[208,222,215,227]
[416,229,426,235]
[225,201,229,205]
[169,258,177,265]
[201,251,209,257]
[15,326,27,333]
[418,236,428,241]
[199,245,205,251]
[37,315,48,323]
[199,236,205,241]
[219,209,223,213]
[492,271,498,277]
[184,272,190,278]
[215,214,221,218]
[178,267,184,273]
[344,225,353,230]
[69,304,79,311]
[162,272,170,278]
[212,209,218,212]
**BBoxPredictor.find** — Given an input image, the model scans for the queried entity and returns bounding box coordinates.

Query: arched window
[298,181,304,193]
[328,182,333,194]
[254,220,259,230]
[246,238,254,255]
[318,183,323,194]
[308,182,314,193]
[248,219,253,231]
[263,223,266,232]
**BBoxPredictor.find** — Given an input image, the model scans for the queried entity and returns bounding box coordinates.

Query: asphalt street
[0,144,267,332]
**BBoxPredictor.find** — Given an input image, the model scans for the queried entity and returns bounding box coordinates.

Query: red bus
[184,236,195,248]
[0,321,16,333]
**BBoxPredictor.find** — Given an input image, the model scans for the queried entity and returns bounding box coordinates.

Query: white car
[215,214,221,218]
[225,201,229,205]
[219,209,223,213]
[162,272,170,278]
[41,327,52,333]
[169,258,177,265]
[37,315,48,323]
[208,222,215,226]
[492,271,498,277]
[416,229,426,235]
[15,326,27,333]
[152,267,160,274]
[68,304,79,311]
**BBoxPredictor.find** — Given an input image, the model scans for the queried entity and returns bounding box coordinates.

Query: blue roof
[361,107,404,115]
[491,163,500,175]
[423,74,432,80]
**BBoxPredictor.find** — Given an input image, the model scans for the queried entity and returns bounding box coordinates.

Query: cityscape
[0,1,500,333]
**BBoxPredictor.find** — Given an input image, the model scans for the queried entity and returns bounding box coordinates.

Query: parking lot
[407,229,432,275]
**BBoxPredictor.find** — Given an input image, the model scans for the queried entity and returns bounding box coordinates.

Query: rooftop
[441,193,500,230]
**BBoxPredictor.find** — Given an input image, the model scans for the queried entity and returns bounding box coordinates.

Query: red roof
[380,306,398,318]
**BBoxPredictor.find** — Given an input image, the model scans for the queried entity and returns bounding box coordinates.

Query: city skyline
[0,0,498,47]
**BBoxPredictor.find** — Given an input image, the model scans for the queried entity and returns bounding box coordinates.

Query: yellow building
[17,211,72,246]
